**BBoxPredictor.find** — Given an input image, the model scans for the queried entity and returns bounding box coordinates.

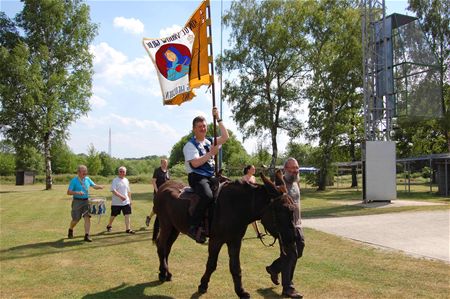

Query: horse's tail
[152,216,160,244]
[151,191,159,244]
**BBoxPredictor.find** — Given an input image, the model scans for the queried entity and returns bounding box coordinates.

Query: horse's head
[260,169,292,204]
[259,169,297,237]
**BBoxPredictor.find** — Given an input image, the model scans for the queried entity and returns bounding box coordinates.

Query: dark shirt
[153,167,169,188]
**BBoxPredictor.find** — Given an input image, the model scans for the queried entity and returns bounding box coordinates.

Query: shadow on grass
[189,291,202,299]
[82,281,173,299]
[129,191,154,201]
[0,229,153,261]
[257,287,282,298]
[397,191,450,202]
[303,189,362,201]
[303,204,364,218]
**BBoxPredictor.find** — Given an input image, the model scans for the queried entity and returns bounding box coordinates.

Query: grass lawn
[0,183,449,298]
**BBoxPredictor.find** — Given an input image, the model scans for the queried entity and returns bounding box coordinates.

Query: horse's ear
[274,169,285,186]
[274,169,287,194]
[260,172,280,196]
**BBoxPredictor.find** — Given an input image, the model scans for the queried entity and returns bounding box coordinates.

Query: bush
[304,173,318,186]
[0,153,15,176]
[169,162,186,178]
[127,175,151,184]
[422,166,432,179]
[410,172,422,179]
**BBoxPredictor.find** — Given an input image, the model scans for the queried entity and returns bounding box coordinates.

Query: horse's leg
[227,239,250,299]
[198,238,224,294]
[157,223,174,282]
[164,227,180,281]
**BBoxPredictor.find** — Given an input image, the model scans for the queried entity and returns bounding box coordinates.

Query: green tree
[0,0,97,189]
[86,144,102,175]
[15,145,44,174]
[0,141,18,176]
[305,0,363,190]
[99,152,116,176]
[50,141,77,174]
[219,0,309,170]
[0,154,15,176]
[99,152,118,176]
[408,0,450,151]
[0,12,22,48]
[169,135,191,168]
[284,142,316,166]
[251,142,272,169]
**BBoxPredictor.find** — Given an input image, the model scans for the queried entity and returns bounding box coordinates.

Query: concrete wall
[366,141,397,202]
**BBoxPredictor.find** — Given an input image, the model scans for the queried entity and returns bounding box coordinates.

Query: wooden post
[206,0,219,175]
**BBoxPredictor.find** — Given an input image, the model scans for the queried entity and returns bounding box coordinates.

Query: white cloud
[90,42,127,66]
[109,113,179,138]
[113,17,144,35]
[78,113,178,138]
[78,115,108,129]
[92,85,112,96]
[90,42,155,84]
[90,95,107,108]
[159,24,182,38]
[68,113,182,157]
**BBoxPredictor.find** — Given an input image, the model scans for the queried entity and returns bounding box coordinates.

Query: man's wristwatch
[217,119,223,122]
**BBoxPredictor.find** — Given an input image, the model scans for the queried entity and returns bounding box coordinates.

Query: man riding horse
[182,107,229,243]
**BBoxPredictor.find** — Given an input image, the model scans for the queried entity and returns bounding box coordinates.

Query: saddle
[178,176,228,215]
[178,187,201,216]
[177,176,230,240]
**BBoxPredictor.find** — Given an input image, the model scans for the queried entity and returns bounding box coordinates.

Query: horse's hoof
[166,272,172,281]
[158,273,166,282]
[239,291,250,299]
[198,284,208,294]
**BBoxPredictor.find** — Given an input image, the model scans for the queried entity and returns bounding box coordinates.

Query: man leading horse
[183,107,229,243]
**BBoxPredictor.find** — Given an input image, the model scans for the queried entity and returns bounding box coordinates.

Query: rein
[258,228,277,248]
[259,193,286,255]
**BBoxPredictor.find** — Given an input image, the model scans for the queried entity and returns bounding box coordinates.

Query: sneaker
[126,229,135,234]
[145,216,151,227]
[266,266,280,285]
[106,225,112,232]
[68,229,74,239]
[84,234,92,242]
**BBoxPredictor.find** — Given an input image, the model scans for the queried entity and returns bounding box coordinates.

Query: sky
[1,0,412,159]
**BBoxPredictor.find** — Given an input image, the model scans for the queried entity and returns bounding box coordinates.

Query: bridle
[259,190,296,256]
[257,193,285,249]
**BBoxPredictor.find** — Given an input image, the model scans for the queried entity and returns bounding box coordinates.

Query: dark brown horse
[152,172,285,298]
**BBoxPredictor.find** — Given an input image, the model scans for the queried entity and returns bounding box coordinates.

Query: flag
[186,0,212,89]
[143,27,196,105]
[143,0,212,106]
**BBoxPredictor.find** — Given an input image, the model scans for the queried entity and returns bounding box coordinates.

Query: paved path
[303,210,450,262]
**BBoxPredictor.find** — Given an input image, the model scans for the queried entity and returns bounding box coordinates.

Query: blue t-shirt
[68,176,95,199]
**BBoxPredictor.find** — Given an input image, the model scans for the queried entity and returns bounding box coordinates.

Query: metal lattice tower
[361,0,393,141]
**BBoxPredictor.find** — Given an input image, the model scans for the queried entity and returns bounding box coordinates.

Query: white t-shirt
[110,177,131,206]
[183,138,214,174]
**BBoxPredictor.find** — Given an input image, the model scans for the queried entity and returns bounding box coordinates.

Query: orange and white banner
[143,0,212,106]
[143,27,195,104]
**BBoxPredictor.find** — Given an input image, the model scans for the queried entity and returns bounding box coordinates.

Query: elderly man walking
[265,158,305,298]
[67,165,103,242]
[106,166,135,234]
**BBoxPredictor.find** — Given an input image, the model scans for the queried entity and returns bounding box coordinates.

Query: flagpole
[206,0,219,175]
[219,0,223,172]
